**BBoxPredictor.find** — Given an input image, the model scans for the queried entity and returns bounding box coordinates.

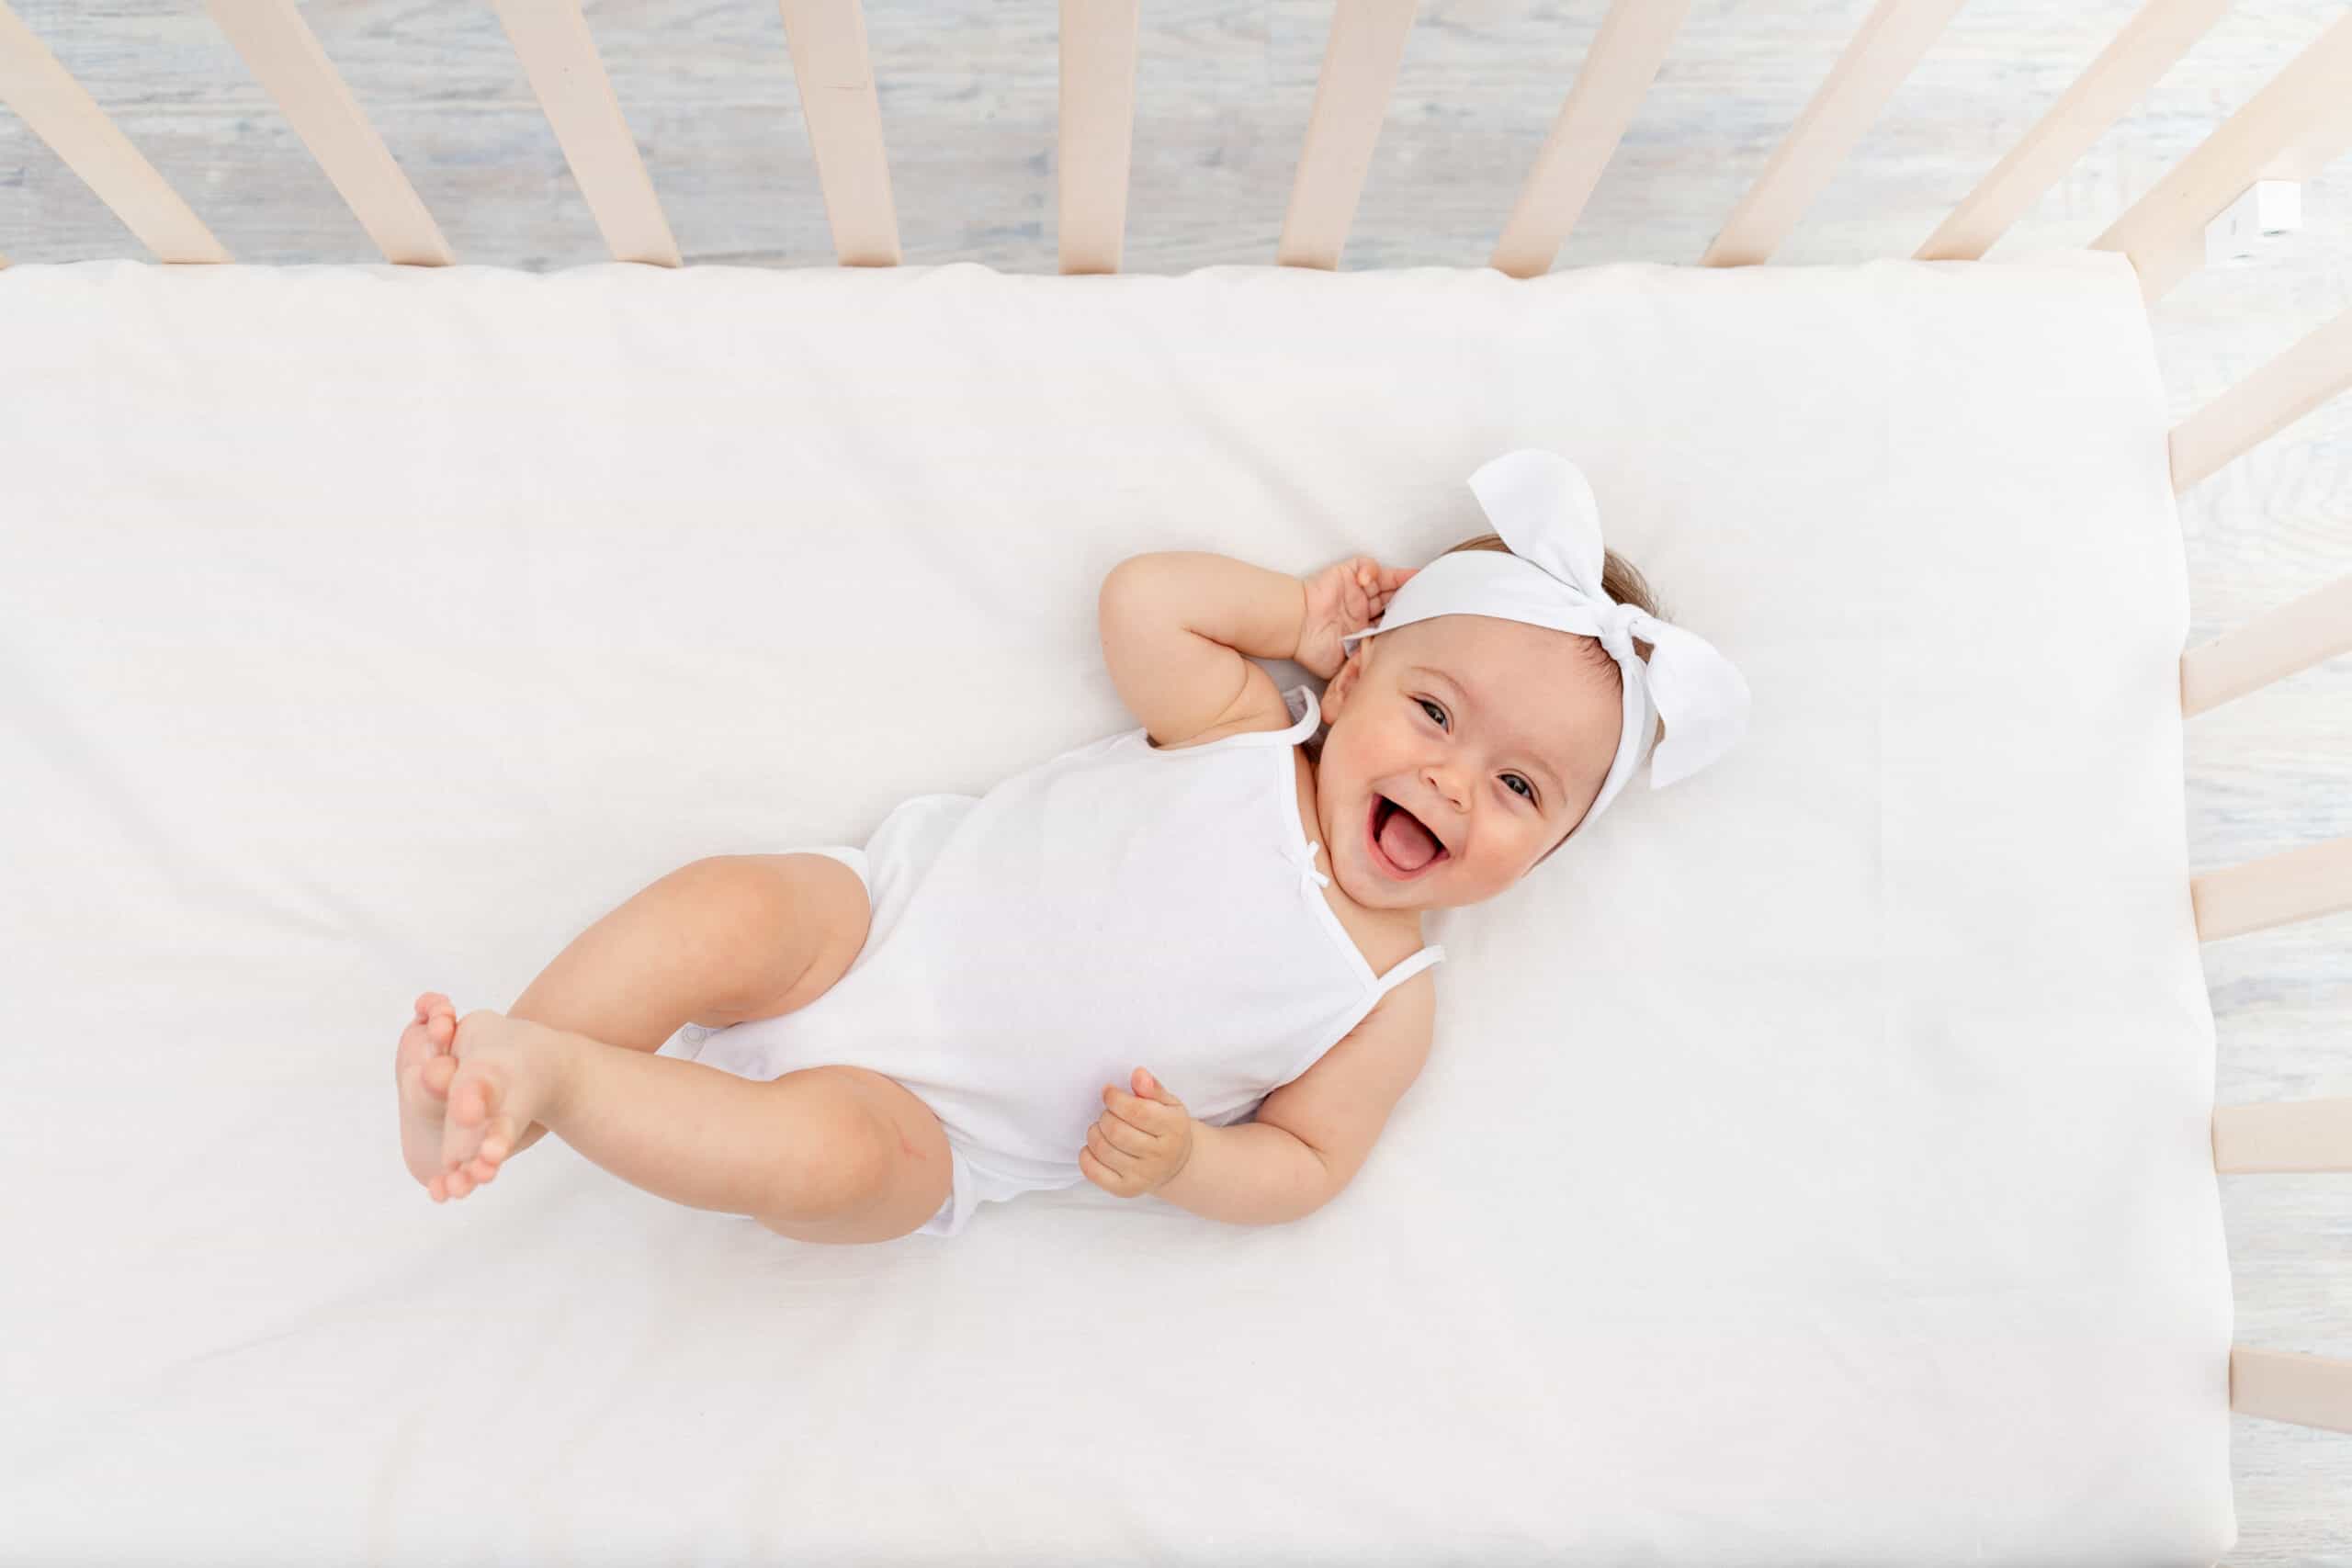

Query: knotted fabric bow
[1340,449,1752,844]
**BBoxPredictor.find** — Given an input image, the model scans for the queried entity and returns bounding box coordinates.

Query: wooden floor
[5,0,2348,1559]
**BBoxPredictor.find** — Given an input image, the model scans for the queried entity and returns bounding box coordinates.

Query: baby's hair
[1429,531,1667,867]
[1431,531,1666,671]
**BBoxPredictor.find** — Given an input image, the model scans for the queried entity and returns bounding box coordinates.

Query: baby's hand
[1081,1067,1194,1198]
[1295,555,1418,680]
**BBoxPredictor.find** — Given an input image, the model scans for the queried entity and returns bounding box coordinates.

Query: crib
[1,2,2346,1564]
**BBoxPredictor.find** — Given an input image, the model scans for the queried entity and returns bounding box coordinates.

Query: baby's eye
[1419,696,1535,806]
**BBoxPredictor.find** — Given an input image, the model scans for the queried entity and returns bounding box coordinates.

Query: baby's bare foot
[436,1010,574,1202]
[396,992,467,1197]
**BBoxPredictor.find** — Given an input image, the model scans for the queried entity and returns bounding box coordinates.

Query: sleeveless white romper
[672,682,1447,1237]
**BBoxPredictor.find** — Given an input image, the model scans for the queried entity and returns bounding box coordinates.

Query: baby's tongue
[1378,803,1441,872]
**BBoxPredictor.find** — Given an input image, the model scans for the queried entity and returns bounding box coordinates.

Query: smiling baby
[391,449,1750,1242]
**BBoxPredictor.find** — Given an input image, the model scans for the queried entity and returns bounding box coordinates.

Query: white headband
[1340,449,1752,844]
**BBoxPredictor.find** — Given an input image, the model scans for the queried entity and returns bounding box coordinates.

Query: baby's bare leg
[439,1010,902,1230]
[494,853,872,1161]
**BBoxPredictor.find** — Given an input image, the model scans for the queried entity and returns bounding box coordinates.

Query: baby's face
[1314,615,1621,911]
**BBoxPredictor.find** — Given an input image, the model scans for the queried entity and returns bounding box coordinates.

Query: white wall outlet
[2204,180,2302,269]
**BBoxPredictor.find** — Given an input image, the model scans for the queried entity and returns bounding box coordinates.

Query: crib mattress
[0,253,2231,1565]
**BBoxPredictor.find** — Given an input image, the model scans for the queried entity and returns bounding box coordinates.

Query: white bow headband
[1340,449,1751,844]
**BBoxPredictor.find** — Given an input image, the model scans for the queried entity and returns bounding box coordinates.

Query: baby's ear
[1322,646,1366,713]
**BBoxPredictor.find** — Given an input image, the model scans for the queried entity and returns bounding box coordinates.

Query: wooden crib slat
[776,0,899,267]
[0,0,231,263]
[2232,1348,2352,1435]
[2259,70,2352,185]
[1699,0,1967,268]
[1491,0,1690,279]
[1058,0,1138,275]
[2096,11,2352,303]
[2181,570,2352,718]
[491,0,679,268]
[2169,303,2352,494]
[2213,1100,2352,1174]
[2191,835,2352,943]
[206,0,451,266]
[1914,0,2229,262]
[1276,0,1418,272]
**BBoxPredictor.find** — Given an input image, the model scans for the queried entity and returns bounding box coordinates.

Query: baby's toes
[450,1073,491,1130]
[479,1118,517,1163]
[440,1072,496,1172]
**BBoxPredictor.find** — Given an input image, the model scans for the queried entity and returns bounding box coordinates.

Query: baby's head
[1312,531,1665,912]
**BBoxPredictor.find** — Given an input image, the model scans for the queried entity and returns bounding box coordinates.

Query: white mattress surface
[0,253,2232,1564]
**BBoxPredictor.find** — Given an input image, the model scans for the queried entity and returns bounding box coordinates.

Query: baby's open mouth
[1368,794,1449,879]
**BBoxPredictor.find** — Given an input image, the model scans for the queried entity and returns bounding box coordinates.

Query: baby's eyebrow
[1410,664,1568,802]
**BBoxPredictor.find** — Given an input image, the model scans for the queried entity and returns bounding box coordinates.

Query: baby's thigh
[690,852,873,1027]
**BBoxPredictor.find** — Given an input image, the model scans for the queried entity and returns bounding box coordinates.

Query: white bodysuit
[673,682,1447,1237]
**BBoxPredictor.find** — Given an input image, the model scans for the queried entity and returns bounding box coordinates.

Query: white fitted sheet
[0,252,2232,1565]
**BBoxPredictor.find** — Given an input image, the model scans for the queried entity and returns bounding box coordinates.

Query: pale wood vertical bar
[1914,0,2229,261]
[2095,12,2352,303]
[491,0,680,268]
[1701,0,1966,267]
[2169,304,2352,493]
[2232,1348,2352,1434]
[1490,0,1690,279]
[0,0,231,262]
[1276,0,1418,272]
[2213,1100,2352,1174]
[1057,0,1139,276]
[2191,835,2352,942]
[207,0,451,265]
[776,0,899,267]
[2180,570,2352,718]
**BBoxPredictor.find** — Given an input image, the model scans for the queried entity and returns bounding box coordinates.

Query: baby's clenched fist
[1081,1067,1193,1197]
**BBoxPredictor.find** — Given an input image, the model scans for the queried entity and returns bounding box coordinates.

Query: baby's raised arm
[1097,551,1306,750]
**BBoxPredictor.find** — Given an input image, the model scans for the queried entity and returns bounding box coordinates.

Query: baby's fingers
[1092,1112,1151,1159]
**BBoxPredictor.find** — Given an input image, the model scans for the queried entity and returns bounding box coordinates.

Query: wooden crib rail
[1277,0,1417,271]
[2097,10,2352,304]
[2182,571,2352,718]
[778,0,899,266]
[492,0,679,268]
[1698,0,1967,268]
[2171,304,2352,493]
[2214,1100,2352,1174]
[0,0,227,263]
[2191,836,2352,943]
[1491,0,1689,278]
[5,0,2348,285]
[1058,0,1138,275]
[1914,0,2230,263]
[207,0,450,266]
[2232,1349,2352,1436]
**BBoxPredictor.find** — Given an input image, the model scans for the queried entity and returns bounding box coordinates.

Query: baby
[391,449,1749,1244]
